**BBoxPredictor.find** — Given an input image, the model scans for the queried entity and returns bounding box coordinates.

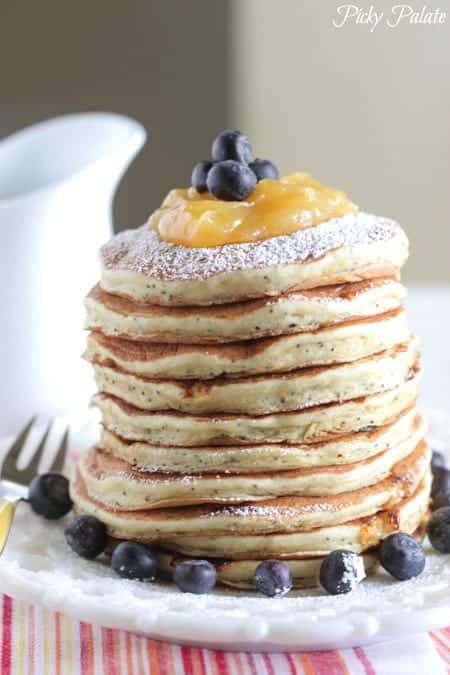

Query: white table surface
[407,284,450,413]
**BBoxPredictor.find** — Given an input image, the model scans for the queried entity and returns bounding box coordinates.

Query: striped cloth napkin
[0,595,449,675]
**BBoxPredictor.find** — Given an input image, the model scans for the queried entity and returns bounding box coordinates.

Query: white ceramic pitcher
[0,113,146,436]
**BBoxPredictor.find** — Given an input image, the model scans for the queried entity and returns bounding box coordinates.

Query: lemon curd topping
[149,173,358,248]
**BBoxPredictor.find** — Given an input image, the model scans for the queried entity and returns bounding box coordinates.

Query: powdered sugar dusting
[201,502,337,521]
[101,213,399,282]
[336,552,367,593]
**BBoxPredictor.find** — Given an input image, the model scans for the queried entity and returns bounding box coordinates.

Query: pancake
[157,550,378,590]
[200,523,429,588]
[99,406,419,474]
[156,475,431,559]
[85,278,406,343]
[92,340,418,415]
[99,214,408,305]
[85,309,411,379]
[168,520,430,589]
[71,440,430,537]
[130,519,425,589]
[71,442,430,541]
[93,375,420,446]
[79,421,425,509]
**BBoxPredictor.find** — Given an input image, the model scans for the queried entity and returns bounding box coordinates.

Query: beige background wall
[230,0,450,281]
[1,1,449,281]
[0,0,228,229]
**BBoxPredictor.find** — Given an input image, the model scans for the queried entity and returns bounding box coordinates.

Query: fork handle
[0,499,19,555]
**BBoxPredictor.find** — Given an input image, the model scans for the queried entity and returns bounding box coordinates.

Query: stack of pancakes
[72,211,431,589]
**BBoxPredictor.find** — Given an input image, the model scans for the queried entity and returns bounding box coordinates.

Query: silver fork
[0,418,69,554]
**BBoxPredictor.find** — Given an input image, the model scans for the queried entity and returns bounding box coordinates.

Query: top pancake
[99,214,408,305]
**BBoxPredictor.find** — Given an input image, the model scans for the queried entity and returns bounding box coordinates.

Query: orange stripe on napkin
[124,633,133,675]
[231,651,247,675]
[162,639,177,675]
[194,646,208,675]
[111,628,120,675]
[147,639,160,675]
[296,653,315,675]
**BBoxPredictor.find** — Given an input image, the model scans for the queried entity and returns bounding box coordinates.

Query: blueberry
[431,450,446,470]
[28,473,72,519]
[111,542,159,581]
[427,506,450,553]
[173,559,217,594]
[254,560,292,597]
[249,159,279,182]
[379,533,425,580]
[433,489,450,510]
[320,550,365,595]
[191,161,213,193]
[65,515,107,559]
[211,129,252,164]
[207,160,257,201]
[432,467,450,498]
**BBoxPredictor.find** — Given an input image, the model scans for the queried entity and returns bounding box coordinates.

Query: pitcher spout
[0,112,146,205]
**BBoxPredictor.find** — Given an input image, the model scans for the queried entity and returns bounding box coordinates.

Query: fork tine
[20,420,53,482]
[50,427,69,474]
[1,417,36,479]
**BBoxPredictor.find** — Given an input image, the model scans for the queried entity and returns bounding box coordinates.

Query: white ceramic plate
[0,411,449,653]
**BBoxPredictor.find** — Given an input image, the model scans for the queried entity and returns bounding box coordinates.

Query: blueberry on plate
[431,450,446,470]
[65,515,107,559]
[379,532,425,580]
[431,466,450,498]
[211,129,252,164]
[207,160,257,201]
[28,473,72,519]
[249,159,279,182]
[320,550,365,595]
[433,489,450,510]
[191,160,213,193]
[173,559,217,594]
[111,542,159,581]
[427,506,450,553]
[254,560,292,597]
